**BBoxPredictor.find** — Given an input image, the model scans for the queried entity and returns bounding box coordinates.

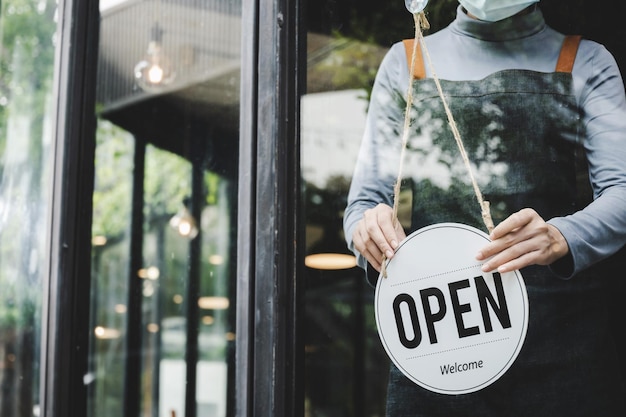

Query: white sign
[375,223,528,395]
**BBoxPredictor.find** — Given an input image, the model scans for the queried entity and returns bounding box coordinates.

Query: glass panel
[0,1,58,415]
[140,144,192,417]
[90,0,241,416]
[302,2,413,415]
[89,121,134,416]
[303,0,626,416]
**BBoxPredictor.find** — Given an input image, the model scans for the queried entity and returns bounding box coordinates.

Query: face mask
[458,0,539,22]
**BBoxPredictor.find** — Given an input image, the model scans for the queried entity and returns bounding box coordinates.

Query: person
[343,0,626,415]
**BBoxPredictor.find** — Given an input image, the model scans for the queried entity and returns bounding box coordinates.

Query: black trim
[42,0,100,416]
[248,0,304,414]
[184,140,205,417]
[123,138,146,417]
[235,0,259,415]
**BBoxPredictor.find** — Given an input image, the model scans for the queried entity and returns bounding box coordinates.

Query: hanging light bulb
[134,23,176,91]
[169,198,199,239]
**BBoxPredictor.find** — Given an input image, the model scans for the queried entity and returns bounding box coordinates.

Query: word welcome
[440,360,484,375]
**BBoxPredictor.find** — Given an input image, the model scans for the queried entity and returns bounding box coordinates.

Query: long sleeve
[344,7,626,277]
[548,41,626,277]
[343,44,407,269]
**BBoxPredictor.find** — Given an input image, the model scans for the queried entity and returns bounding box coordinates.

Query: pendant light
[134,22,176,91]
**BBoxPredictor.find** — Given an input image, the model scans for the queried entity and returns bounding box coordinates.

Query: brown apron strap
[555,35,582,73]
[404,35,581,77]
[403,38,426,80]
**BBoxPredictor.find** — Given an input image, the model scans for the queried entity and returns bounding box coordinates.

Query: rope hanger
[383,12,494,278]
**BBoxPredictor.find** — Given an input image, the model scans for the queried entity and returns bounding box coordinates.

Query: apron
[384,36,626,416]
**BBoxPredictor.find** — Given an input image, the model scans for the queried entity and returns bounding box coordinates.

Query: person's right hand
[352,203,406,272]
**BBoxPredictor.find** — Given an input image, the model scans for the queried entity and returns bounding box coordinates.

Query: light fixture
[114,304,128,314]
[137,266,160,280]
[92,235,107,246]
[146,323,160,333]
[94,326,121,340]
[208,254,224,265]
[305,220,358,271]
[134,23,175,91]
[169,198,199,239]
[305,253,357,270]
[198,296,230,310]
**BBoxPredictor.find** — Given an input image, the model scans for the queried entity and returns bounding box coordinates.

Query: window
[88,1,241,416]
[301,1,421,414]
[0,1,58,415]
[301,0,626,415]
[3,0,626,416]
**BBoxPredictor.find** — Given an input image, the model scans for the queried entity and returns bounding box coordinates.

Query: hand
[476,208,569,273]
[352,204,407,272]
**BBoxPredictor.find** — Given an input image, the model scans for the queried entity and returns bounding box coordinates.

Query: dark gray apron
[385,59,626,415]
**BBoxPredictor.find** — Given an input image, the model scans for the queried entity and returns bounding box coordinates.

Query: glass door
[301,2,423,415]
[301,0,626,416]
[88,1,241,416]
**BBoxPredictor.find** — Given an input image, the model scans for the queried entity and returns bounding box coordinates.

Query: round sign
[375,223,528,395]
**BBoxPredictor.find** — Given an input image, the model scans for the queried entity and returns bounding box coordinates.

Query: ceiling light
[305,253,357,270]
[134,23,175,91]
[169,199,199,239]
[198,296,230,310]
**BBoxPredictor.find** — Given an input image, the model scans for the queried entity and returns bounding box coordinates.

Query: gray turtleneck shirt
[344,6,626,278]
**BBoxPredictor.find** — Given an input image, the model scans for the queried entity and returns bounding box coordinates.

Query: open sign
[375,223,528,395]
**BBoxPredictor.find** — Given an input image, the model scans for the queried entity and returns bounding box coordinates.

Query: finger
[375,209,402,251]
[481,236,546,272]
[478,210,540,260]
[477,230,525,261]
[393,218,407,242]
[363,241,384,268]
[490,208,536,240]
[363,249,383,272]
[354,225,384,269]
[363,209,397,259]
[485,249,541,273]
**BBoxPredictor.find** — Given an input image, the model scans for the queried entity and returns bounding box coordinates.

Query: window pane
[302,2,412,415]
[90,1,241,416]
[89,121,134,416]
[0,1,58,415]
[303,1,626,416]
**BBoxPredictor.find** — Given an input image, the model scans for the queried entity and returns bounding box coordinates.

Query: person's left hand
[476,208,569,273]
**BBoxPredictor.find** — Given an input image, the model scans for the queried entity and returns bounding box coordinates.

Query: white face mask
[458,0,539,22]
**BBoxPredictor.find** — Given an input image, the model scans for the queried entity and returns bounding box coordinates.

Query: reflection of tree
[90,130,231,414]
[306,0,460,102]
[306,0,458,47]
[92,126,196,241]
[305,175,350,225]
[0,1,57,415]
[307,34,387,98]
[378,73,586,232]
[92,122,135,241]
[90,132,194,416]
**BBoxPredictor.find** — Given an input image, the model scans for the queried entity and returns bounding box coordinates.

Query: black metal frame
[42,0,305,415]
[123,138,146,417]
[234,0,257,411]
[236,0,305,415]
[42,0,100,416]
